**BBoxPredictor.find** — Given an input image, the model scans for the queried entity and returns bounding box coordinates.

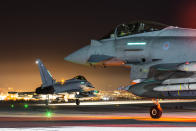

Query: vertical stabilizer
[36,59,55,87]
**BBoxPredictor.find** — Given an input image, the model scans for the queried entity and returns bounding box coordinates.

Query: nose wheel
[150,105,162,119]
[76,99,80,105]
[150,99,162,119]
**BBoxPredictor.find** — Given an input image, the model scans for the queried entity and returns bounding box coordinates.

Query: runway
[1,100,196,128]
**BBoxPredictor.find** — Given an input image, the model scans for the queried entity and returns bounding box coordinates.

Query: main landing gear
[150,99,162,119]
[76,99,80,105]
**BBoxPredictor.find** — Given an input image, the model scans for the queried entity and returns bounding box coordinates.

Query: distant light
[61,79,65,84]
[24,104,29,109]
[10,104,14,108]
[46,111,52,118]
[94,90,99,93]
[35,60,39,64]
[127,42,146,46]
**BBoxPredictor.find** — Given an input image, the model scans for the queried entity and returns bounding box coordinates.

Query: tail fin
[36,59,55,87]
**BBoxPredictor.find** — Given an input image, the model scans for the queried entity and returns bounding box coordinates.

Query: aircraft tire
[76,99,80,105]
[150,105,162,119]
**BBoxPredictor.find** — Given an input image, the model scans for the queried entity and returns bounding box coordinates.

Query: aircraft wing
[129,62,196,81]
[147,62,196,80]
[57,90,97,98]
[75,90,97,98]
[87,55,114,63]
[88,55,126,67]
[149,62,196,71]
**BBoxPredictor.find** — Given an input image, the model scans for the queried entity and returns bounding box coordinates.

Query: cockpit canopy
[73,75,87,81]
[101,20,168,39]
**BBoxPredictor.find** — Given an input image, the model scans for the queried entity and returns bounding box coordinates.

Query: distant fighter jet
[35,59,96,105]
[65,20,196,118]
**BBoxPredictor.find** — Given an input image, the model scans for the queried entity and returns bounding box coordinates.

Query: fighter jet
[65,20,196,118]
[35,59,96,105]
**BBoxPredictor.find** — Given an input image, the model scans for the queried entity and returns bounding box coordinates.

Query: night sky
[0,0,196,92]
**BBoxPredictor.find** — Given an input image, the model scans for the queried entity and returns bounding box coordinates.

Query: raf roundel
[163,42,170,50]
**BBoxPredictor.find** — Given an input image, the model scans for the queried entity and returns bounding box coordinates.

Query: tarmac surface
[1,100,196,128]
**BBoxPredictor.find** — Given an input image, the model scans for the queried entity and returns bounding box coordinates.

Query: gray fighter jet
[35,59,95,105]
[65,20,196,118]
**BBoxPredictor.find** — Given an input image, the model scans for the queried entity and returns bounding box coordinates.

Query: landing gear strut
[76,99,80,105]
[45,94,49,106]
[150,99,162,119]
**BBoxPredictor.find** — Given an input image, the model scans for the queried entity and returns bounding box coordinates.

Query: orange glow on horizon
[0,60,130,92]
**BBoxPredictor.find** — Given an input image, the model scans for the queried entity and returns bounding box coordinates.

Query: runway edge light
[24,104,29,109]
[46,110,52,118]
[10,104,14,108]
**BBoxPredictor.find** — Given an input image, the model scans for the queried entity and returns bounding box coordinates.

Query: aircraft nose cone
[65,45,90,64]
[87,82,94,88]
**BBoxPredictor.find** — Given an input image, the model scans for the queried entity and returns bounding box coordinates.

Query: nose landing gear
[150,99,162,119]
[76,99,80,105]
